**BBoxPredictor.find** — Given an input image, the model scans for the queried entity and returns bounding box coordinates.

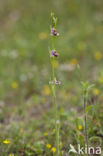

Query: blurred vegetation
[0,0,103,155]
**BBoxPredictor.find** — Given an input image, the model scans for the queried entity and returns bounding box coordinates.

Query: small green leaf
[77,64,80,70]
[81,81,85,87]
[85,105,94,113]
[88,84,95,89]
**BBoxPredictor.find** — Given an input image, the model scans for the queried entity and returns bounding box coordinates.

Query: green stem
[52,35,55,50]
[84,95,89,156]
[51,35,59,156]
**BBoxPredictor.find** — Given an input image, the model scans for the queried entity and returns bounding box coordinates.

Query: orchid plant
[49,12,60,156]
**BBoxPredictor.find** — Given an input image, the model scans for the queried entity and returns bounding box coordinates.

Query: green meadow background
[0,0,103,155]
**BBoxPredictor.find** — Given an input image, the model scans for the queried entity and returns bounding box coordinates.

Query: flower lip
[55,79,61,85]
[50,28,59,36]
[51,50,59,57]
[49,79,61,85]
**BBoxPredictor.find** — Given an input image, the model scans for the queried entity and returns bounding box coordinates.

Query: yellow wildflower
[78,125,82,131]
[70,59,78,66]
[93,88,99,96]
[46,144,51,149]
[51,147,56,153]
[9,154,14,156]
[98,77,103,83]
[43,132,48,136]
[39,32,48,40]
[41,85,51,96]
[3,140,10,144]
[94,52,102,61]
[11,82,18,89]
